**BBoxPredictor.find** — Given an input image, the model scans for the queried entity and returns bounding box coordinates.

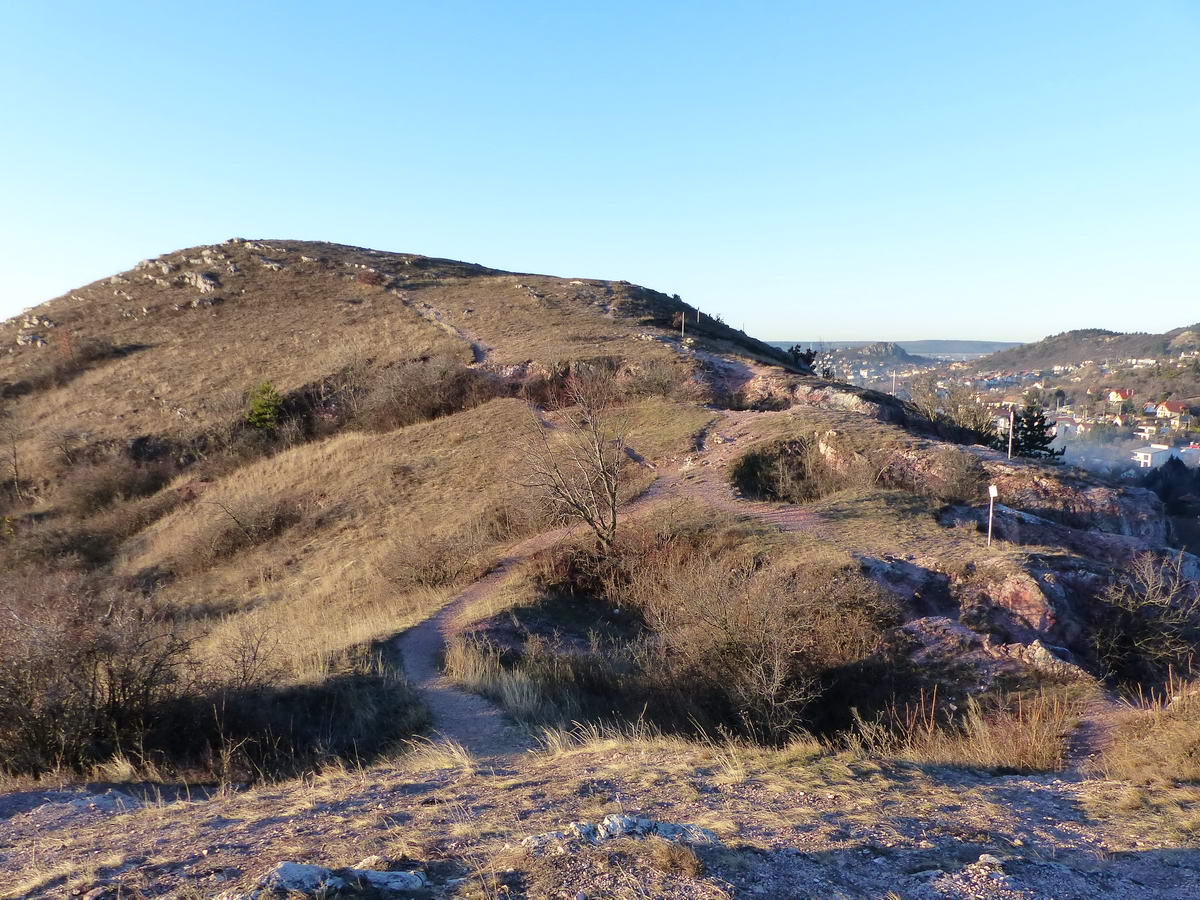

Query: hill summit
[1,238,796,445]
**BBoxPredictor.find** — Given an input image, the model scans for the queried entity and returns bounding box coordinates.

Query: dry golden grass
[1083,685,1200,842]
[843,688,1087,773]
[0,851,131,900]
[1094,684,1200,785]
[112,394,710,687]
[0,239,731,487]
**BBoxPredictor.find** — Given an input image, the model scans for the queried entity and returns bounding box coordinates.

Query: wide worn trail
[391,403,816,757]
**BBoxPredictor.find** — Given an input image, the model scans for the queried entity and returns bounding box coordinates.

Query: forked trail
[394,402,1123,773]
[391,405,815,756]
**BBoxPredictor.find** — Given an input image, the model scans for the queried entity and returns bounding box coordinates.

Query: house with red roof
[1156,400,1194,430]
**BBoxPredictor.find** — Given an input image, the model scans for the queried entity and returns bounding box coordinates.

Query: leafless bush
[1092,552,1200,686]
[923,447,987,504]
[730,437,867,503]
[616,534,899,739]
[57,458,171,517]
[621,358,692,399]
[0,568,429,780]
[356,357,501,431]
[174,497,303,574]
[377,528,488,589]
[0,571,191,775]
[455,514,900,743]
[45,428,89,467]
[908,373,997,442]
[876,446,986,505]
[214,621,286,692]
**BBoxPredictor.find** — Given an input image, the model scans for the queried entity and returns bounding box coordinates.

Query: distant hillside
[771,339,1021,358]
[855,341,930,364]
[815,341,934,367]
[978,324,1200,370]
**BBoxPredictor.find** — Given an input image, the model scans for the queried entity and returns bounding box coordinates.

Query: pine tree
[1012,402,1064,459]
[245,380,284,430]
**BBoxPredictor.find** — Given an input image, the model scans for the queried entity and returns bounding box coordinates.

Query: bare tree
[519,376,628,550]
[0,405,26,502]
[907,373,995,438]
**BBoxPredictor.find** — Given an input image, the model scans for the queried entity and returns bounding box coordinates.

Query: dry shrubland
[0,567,429,781]
[448,506,903,743]
[352,357,504,432]
[1,360,668,780]
[1090,552,1200,687]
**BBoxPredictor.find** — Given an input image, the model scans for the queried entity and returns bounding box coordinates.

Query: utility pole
[987,484,998,546]
[892,369,898,395]
[1008,407,1015,459]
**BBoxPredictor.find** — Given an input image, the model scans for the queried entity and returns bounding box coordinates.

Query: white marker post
[987,484,998,547]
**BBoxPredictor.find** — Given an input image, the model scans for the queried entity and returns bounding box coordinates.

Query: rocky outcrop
[974,451,1168,542]
[891,617,1090,690]
[941,503,1200,578]
[520,814,720,857]
[224,859,428,898]
[180,270,220,293]
[737,372,911,423]
[952,554,1114,653]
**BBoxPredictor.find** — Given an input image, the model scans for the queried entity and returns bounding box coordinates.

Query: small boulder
[261,862,344,895]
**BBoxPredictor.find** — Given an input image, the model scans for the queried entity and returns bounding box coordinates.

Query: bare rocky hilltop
[0,241,1197,898]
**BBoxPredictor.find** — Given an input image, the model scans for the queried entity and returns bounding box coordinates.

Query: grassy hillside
[0,239,795,481]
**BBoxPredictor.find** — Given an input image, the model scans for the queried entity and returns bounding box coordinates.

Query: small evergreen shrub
[245,380,284,430]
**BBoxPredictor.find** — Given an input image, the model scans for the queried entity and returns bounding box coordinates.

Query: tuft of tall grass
[841,687,1081,773]
[1092,676,1200,785]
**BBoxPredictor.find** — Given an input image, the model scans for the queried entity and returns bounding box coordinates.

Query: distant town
[772,337,1200,477]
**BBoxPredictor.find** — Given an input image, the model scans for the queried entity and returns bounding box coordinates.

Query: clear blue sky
[2,1,1197,342]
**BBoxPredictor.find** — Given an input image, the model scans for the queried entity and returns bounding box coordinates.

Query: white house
[1136,423,1160,441]
[1053,416,1079,438]
[1132,444,1174,468]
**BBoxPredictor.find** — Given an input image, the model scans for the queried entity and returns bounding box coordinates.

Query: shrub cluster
[355,357,503,431]
[1090,552,1200,688]
[448,512,902,743]
[0,570,428,780]
[730,437,861,503]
